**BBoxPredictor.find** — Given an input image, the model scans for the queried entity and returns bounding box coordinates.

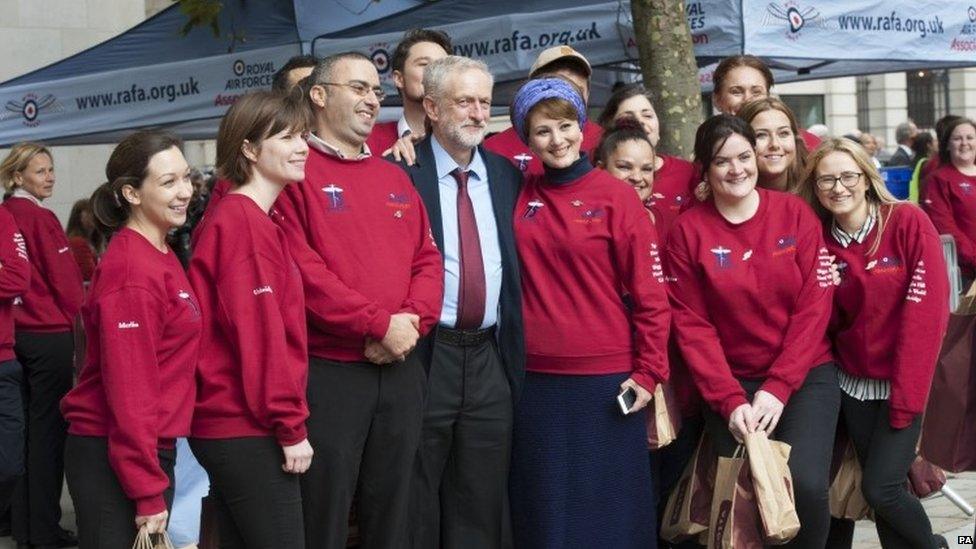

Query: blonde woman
[0,143,84,548]
[799,138,950,549]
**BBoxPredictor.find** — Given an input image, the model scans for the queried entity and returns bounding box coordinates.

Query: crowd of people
[0,25,974,549]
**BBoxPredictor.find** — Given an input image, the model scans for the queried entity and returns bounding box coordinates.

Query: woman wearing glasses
[799,138,950,549]
[922,117,976,278]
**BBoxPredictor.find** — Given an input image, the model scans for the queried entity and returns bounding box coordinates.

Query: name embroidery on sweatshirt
[118,321,140,329]
[650,243,664,283]
[322,184,345,211]
[253,285,273,296]
[13,233,27,261]
[906,260,927,303]
[816,248,833,288]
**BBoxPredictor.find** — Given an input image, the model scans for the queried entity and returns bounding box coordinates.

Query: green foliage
[174,0,224,37]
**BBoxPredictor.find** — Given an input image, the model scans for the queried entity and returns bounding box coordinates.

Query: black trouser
[411,332,513,549]
[64,435,175,549]
[841,395,940,549]
[651,414,705,549]
[703,363,839,549]
[12,331,73,545]
[189,437,305,549]
[0,360,24,521]
[302,354,426,549]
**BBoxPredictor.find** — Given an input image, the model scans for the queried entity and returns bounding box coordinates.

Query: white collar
[12,188,42,205]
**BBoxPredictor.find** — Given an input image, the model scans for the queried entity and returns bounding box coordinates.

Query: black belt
[436,325,495,347]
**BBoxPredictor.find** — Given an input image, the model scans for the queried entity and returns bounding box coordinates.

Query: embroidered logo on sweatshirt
[253,285,273,296]
[710,246,732,269]
[178,290,200,317]
[959,181,973,195]
[513,153,533,171]
[13,233,27,261]
[321,184,345,211]
[772,235,797,257]
[570,200,604,225]
[522,199,544,219]
[57,246,69,254]
[906,260,927,303]
[386,192,411,219]
[866,255,903,275]
[118,321,140,329]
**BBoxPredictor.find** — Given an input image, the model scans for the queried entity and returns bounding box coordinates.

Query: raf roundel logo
[370,47,391,75]
[2,93,64,127]
[969,6,976,23]
[763,1,825,41]
[233,59,246,77]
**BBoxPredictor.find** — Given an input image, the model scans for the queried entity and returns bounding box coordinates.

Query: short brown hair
[391,29,453,74]
[526,97,580,132]
[0,142,52,192]
[216,90,311,186]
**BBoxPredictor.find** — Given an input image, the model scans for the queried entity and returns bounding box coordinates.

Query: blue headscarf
[510,77,587,145]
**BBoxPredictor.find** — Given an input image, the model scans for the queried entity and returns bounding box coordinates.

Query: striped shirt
[830,209,891,401]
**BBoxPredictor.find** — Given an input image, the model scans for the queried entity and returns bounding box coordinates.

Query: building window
[856,77,870,133]
[780,95,825,129]
[907,69,949,129]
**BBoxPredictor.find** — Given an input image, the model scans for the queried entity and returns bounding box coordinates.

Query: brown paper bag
[744,432,800,544]
[647,383,682,449]
[708,448,763,549]
[132,528,176,549]
[828,440,869,520]
[661,432,717,541]
[920,281,976,472]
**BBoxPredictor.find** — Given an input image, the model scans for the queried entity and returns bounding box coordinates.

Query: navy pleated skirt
[509,371,656,549]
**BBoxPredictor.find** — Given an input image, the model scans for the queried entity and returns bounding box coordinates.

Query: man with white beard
[399,56,525,549]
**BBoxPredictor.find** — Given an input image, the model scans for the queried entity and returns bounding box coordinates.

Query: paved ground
[2,473,975,548]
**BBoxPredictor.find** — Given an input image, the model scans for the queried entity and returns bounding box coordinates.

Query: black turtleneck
[543,153,593,186]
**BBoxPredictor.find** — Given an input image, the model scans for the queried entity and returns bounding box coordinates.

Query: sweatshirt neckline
[709,187,769,230]
[543,153,593,186]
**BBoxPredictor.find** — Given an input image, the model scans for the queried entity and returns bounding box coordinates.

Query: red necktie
[452,168,486,329]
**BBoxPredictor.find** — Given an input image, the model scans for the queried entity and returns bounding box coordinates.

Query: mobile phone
[617,387,637,415]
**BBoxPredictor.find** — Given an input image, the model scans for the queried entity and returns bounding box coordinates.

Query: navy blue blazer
[396,137,526,402]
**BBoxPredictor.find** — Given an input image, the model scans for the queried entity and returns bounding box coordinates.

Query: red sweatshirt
[485,121,604,177]
[189,194,309,445]
[0,207,30,362]
[273,145,443,361]
[649,154,698,240]
[198,178,233,227]
[921,163,976,271]
[514,167,670,391]
[3,196,84,332]
[61,228,201,516]
[666,188,834,420]
[827,204,949,428]
[800,129,821,151]
[365,120,399,156]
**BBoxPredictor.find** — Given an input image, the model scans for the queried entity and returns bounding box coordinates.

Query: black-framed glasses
[815,171,863,191]
[319,81,386,102]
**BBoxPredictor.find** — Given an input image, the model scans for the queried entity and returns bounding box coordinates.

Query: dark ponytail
[91,130,183,237]
[594,116,654,166]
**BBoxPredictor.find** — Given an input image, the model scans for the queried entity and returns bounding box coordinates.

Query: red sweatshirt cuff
[135,494,166,516]
[720,394,750,422]
[758,378,793,409]
[276,424,308,447]
[888,408,916,430]
[366,310,392,341]
[629,371,658,395]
